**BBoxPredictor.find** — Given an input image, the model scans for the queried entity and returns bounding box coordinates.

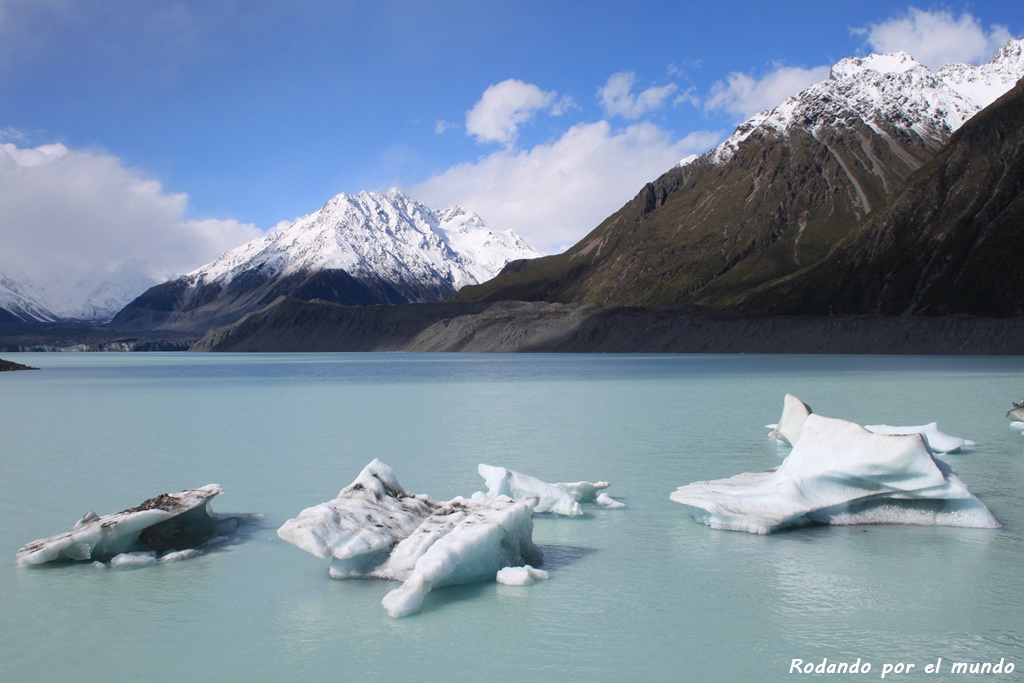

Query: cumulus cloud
[599,72,678,119]
[412,121,721,254]
[856,7,1014,70]
[465,79,563,146]
[704,64,831,119]
[0,141,261,290]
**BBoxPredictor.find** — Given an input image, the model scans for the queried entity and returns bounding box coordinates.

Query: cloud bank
[465,79,570,146]
[0,141,261,288]
[412,120,720,254]
[704,64,831,119]
[857,7,1013,70]
[599,72,678,119]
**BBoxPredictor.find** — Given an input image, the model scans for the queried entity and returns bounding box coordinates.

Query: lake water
[1,353,1022,682]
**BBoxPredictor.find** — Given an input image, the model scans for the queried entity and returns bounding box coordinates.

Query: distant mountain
[0,264,162,324]
[731,76,1024,317]
[457,40,1024,310]
[112,188,540,332]
[0,274,58,323]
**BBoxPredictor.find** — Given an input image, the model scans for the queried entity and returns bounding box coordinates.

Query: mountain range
[107,189,540,332]
[4,41,1024,352]
[456,40,1024,315]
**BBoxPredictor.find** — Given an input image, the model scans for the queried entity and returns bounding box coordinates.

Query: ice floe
[278,459,543,618]
[863,422,975,453]
[767,393,813,446]
[475,464,625,514]
[16,485,258,567]
[766,393,975,454]
[675,398,999,534]
[476,464,583,516]
[496,565,549,586]
[1008,400,1024,422]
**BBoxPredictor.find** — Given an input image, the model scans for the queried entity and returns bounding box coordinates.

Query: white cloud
[465,79,560,146]
[599,72,678,119]
[411,121,721,254]
[704,64,831,119]
[857,7,1014,70]
[0,141,261,288]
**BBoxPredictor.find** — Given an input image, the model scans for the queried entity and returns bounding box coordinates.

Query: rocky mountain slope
[732,76,1024,316]
[457,40,1024,311]
[111,188,540,333]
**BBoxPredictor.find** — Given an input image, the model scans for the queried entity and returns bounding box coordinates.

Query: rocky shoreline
[190,297,1024,355]
[0,358,39,371]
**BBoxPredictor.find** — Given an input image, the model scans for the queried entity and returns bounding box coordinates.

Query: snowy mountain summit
[112,189,541,332]
[188,188,539,299]
[711,38,1024,165]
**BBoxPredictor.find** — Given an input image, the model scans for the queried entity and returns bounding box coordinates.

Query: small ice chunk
[1009,421,1024,432]
[768,394,812,445]
[864,422,975,453]
[478,464,582,516]
[672,413,999,534]
[109,551,158,568]
[595,492,625,509]
[496,565,550,586]
[158,548,202,563]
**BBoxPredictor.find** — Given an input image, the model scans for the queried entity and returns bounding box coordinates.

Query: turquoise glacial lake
[1,353,1022,682]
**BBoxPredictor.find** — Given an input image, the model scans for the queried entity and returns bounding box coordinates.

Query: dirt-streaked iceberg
[674,404,999,534]
[15,485,255,567]
[278,459,543,618]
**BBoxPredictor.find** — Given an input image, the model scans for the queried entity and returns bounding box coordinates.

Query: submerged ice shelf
[15,485,258,567]
[676,396,999,534]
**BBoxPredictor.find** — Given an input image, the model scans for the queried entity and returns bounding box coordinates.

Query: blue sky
[0,1,1020,285]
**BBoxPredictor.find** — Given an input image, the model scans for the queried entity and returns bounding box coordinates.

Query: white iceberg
[476,464,583,516]
[767,393,813,446]
[863,422,975,453]
[767,394,975,454]
[380,496,541,618]
[672,412,1000,534]
[277,459,440,577]
[278,460,543,618]
[1008,400,1024,422]
[496,564,549,586]
[553,480,625,509]
[476,464,624,514]
[15,485,254,567]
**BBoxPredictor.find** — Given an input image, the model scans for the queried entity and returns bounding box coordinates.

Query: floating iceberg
[863,422,975,453]
[674,405,999,534]
[16,485,255,567]
[553,480,625,509]
[766,394,975,454]
[476,464,582,516]
[1008,400,1024,422]
[496,565,549,586]
[476,464,624,514]
[767,394,812,446]
[278,460,543,618]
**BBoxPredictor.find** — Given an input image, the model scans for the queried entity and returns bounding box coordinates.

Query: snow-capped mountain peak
[710,38,1024,164]
[186,188,541,296]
